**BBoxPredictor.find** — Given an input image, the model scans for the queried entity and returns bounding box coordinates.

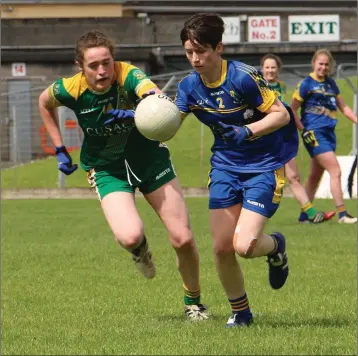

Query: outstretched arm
[39,88,63,147]
[39,87,77,175]
[337,96,357,124]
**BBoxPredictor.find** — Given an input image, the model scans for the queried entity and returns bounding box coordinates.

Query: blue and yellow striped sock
[229,293,251,318]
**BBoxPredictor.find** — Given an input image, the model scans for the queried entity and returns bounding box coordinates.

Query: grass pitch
[1,198,356,355]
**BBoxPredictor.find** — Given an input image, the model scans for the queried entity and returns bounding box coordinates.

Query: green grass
[1,77,356,189]
[1,198,356,355]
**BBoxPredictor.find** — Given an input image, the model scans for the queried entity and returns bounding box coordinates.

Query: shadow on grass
[157,313,354,328]
[157,314,223,322]
[256,314,354,328]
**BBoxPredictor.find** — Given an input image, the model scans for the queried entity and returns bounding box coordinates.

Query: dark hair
[260,53,283,71]
[180,13,225,49]
[75,30,115,65]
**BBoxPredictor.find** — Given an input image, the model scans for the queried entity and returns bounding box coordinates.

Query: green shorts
[86,144,176,200]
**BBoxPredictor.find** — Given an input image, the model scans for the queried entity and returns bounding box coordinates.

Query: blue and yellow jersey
[48,61,158,170]
[292,73,340,131]
[175,60,290,173]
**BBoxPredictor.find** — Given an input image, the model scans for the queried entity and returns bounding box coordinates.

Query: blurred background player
[291,48,357,224]
[261,53,335,224]
[38,30,209,320]
[176,13,291,328]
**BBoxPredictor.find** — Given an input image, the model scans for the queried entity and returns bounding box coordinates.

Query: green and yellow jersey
[268,80,286,101]
[49,62,159,171]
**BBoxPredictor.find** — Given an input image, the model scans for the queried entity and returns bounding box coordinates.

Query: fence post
[11,105,18,187]
[162,75,177,93]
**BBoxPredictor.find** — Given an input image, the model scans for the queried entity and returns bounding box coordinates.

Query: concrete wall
[2,12,357,49]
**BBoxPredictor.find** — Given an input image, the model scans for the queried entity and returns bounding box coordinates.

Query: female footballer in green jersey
[38,30,209,320]
[261,54,335,224]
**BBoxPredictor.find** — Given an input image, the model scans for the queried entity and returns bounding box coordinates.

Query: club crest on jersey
[229,90,243,105]
[53,83,61,95]
[133,70,146,80]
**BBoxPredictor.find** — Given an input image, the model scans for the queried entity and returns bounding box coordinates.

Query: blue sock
[338,211,347,219]
[299,212,308,221]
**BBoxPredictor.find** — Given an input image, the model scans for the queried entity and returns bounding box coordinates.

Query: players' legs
[210,204,253,326]
[234,208,275,259]
[102,191,144,248]
[144,177,208,319]
[305,156,325,202]
[145,178,199,292]
[101,191,156,278]
[210,203,245,300]
[286,157,334,223]
[313,152,357,223]
[237,167,289,290]
[285,157,309,206]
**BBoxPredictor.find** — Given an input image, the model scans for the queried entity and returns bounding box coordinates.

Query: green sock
[183,287,200,305]
[301,201,317,219]
[306,206,317,219]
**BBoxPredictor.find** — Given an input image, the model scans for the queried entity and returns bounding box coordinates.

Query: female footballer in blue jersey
[261,53,335,224]
[291,49,357,224]
[176,13,292,327]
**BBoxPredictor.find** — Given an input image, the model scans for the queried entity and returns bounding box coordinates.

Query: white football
[134,94,181,142]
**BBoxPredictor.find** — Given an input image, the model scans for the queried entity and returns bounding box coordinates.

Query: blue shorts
[303,128,336,158]
[208,167,285,218]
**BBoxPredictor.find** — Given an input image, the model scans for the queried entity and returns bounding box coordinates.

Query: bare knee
[113,227,144,249]
[328,168,342,180]
[213,239,236,258]
[235,238,258,259]
[170,228,195,250]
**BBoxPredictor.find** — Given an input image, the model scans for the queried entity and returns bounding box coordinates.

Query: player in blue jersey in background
[176,13,291,327]
[291,49,357,224]
[261,53,335,224]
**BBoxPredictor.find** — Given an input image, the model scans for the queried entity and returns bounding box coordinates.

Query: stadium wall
[1,10,357,163]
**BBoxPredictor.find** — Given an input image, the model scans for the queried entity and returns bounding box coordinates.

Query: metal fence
[1,63,356,188]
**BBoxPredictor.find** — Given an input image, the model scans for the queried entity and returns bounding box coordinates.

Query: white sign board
[288,15,340,42]
[12,63,27,77]
[248,16,280,42]
[223,17,241,44]
[315,156,357,199]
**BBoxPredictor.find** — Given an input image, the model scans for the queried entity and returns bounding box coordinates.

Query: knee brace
[243,237,258,258]
[234,227,258,259]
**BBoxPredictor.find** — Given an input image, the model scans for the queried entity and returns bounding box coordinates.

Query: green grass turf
[1,198,356,355]
[1,77,356,189]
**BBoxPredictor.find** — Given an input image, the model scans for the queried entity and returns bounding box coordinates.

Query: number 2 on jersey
[216,97,225,109]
